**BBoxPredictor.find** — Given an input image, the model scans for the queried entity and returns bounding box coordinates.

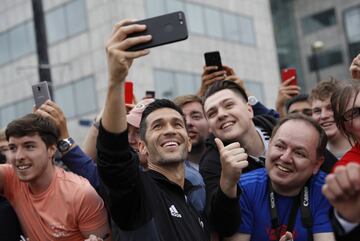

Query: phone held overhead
[126,11,188,51]
[204,51,223,74]
[32,81,51,109]
[281,67,298,86]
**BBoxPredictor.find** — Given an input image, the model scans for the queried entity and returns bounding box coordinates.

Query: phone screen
[204,51,223,73]
[125,81,134,104]
[281,68,297,86]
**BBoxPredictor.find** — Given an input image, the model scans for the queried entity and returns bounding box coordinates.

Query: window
[308,48,343,71]
[14,98,33,117]
[65,0,87,36]
[9,22,35,60]
[0,33,10,65]
[244,81,264,103]
[301,8,336,35]
[145,0,166,17]
[144,0,256,45]
[73,76,97,115]
[186,3,205,35]
[204,8,223,38]
[154,69,200,99]
[222,12,240,41]
[167,0,185,13]
[239,16,256,45]
[45,0,88,44]
[55,76,97,118]
[46,7,67,44]
[344,6,360,60]
[0,105,16,127]
[55,84,76,117]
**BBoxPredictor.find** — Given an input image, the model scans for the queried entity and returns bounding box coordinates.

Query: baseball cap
[127,98,155,128]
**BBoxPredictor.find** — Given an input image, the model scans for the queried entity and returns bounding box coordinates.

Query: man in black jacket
[97,19,245,240]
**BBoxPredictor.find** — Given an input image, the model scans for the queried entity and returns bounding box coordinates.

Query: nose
[279,148,292,163]
[320,109,331,119]
[217,107,227,121]
[163,122,176,136]
[185,115,193,128]
[14,148,25,161]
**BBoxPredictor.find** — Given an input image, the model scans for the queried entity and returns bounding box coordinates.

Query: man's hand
[275,77,301,117]
[198,65,246,96]
[322,163,360,223]
[106,19,151,85]
[198,66,226,96]
[279,231,293,241]
[103,19,151,133]
[215,138,248,198]
[350,53,360,80]
[36,100,69,140]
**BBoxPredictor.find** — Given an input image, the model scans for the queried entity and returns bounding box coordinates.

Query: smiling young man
[173,95,210,170]
[200,80,276,237]
[310,79,351,160]
[0,114,110,241]
[226,114,335,241]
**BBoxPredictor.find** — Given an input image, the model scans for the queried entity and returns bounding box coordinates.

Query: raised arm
[102,20,150,133]
[36,100,101,189]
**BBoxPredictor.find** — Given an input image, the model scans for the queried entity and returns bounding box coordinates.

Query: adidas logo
[169,205,182,218]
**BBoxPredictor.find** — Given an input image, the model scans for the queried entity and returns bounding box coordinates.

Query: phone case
[281,68,297,86]
[204,51,223,72]
[32,82,51,109]
[126,11,188,51]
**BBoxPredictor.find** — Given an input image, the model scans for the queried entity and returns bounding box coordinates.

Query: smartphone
[204,51,223,73]
[125,81,134,104]
[281,68,298,86]
[126,11,188,51]
[32,81,51,109]
[145,90,155,98]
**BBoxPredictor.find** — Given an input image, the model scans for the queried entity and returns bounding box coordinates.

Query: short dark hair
[139,99,186,141]
[285,94,309,112]
[5,113,59,147]
[331,80,360,145]
[203,80,248,103]
[271,113,327,159]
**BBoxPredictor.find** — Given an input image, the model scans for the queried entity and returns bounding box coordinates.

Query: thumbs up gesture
[215,138,248,197]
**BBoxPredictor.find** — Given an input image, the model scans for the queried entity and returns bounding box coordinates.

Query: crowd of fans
[1,18,360,241]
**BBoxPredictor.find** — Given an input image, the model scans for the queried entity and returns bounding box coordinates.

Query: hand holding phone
[126,11,188,51]
[281,68,297,86]
[32,81,51,109]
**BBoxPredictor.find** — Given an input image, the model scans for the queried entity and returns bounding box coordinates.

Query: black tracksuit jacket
[97,124,209,241]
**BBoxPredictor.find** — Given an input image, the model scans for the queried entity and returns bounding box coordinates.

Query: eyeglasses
[342,107,360,121]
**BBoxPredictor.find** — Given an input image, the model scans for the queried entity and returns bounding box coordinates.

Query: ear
[313,156,324,175]
[48,144,57,160]
[187,137,192,153]
[247,103,254,119]
[138,140,148,157]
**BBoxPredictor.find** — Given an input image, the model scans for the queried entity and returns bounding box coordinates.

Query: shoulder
[239,168,267,189]
[185,162,204,186]
[312,171,327,187]
[55,167,95,193]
